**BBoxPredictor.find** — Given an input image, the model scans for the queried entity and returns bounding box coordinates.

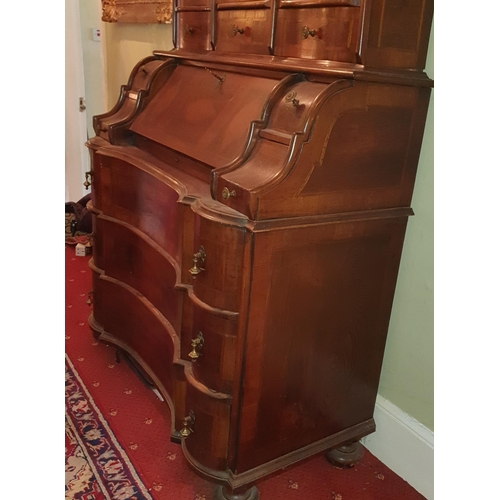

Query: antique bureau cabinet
[86,0,433,498]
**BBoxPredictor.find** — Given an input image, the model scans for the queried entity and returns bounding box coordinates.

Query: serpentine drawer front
[87,0,433,497]
[177,11,212,51]
[181,293,238,395]
[91,274,178,398]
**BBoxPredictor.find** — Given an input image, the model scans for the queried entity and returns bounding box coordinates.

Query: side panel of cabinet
[361,0,433,69]
[236,215,408,471]
[251,82,431,220]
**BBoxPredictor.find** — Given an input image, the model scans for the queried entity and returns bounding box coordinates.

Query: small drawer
[181,379,231,471]
[177,11,212,51]
[181,293,238,394]
[215,8,272,55]
[187,213,247,312]
[274,6,361,63]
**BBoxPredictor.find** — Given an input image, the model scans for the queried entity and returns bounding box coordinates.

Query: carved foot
[213,485,259,500]
[326,441,364,468]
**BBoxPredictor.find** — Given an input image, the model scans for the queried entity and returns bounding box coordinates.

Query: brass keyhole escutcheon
[222,187,236,200]
[189,246,206,278]
[285,91,300,107]
[188,332,204,362]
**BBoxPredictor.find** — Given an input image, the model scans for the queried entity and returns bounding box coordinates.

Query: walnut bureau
[86,1,433,498]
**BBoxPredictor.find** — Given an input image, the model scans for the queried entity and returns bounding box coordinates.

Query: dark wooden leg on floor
[170,430,182,444]
[213,485,259,500]
[325,441,364,468]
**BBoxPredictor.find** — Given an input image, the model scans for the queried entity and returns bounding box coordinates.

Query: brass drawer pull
[222,187,236,200]
[86,291,93,306]
[186,27,194,35]
[188,332,205,362]
[232,25,245,36]
[189,246,206,277]
[83,171,93,190]
[302,26,318,39]
[180,410,195,437]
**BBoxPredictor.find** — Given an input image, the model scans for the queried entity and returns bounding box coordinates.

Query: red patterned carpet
[65,245,426,500]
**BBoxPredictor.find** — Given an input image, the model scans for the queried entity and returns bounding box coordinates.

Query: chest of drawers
[88,1,433,497]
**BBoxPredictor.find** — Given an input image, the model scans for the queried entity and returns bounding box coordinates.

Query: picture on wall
[101,0,172,24]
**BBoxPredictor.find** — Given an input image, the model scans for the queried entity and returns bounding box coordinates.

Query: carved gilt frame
[101,0,172,24]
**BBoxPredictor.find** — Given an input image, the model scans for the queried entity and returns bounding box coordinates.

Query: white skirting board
[361,395,434,499]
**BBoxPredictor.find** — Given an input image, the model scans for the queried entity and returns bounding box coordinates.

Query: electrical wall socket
[75,243,87,257]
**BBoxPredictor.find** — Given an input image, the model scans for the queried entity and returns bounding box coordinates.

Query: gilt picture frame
[101,0,173,24]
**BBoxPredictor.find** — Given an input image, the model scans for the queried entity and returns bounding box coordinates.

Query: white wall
[65,0,89,202]
[79,0,107,137]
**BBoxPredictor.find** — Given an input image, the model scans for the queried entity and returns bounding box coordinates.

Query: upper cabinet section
[173,0,433,71]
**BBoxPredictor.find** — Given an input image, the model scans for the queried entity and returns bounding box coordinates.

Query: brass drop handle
[189,246,206,277]
[86,291,93,306]
[222,187,236,200]
[302,26,317,38]
[83,171,93,190]
[188,332,204,362]
[285,91,300,107]
[232,25,245,36]
[180,411,195,437]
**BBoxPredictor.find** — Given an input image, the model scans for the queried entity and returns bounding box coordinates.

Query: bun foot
[213,485,259,500]
[326,441,364,468]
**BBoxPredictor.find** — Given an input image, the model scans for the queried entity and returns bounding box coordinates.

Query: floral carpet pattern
[65,355,153,500]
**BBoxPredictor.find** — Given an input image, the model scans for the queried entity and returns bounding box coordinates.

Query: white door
[65,0,89,202]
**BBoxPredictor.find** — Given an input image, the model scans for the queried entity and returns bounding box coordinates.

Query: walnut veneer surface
[87,1,433,497]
